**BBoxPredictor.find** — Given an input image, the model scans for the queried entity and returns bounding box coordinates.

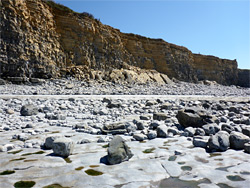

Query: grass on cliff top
[44,0,95,20]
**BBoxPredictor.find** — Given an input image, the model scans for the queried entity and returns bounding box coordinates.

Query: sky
[55,0,250,69]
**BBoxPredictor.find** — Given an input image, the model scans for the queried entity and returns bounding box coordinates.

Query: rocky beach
[0,80,250,188]
[1,0,250,187]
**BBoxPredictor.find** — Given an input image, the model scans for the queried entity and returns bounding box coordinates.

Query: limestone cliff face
[0,0,243,86]
[192,54,238,85]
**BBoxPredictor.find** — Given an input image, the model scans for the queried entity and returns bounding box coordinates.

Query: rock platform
[0,93,249,188]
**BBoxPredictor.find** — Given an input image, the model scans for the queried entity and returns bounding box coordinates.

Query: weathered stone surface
[156,125,169,138]
[52,138,74,158]
[202,123,220,135]
[176,107,212,128]
[20,105,38,116]
[229,131,250,150]
[193,136,208,148]
[153,113,168,121]
[44,136,62,149]
[102,122,127,135]
[207,131,230,152]
[107,136,133,165]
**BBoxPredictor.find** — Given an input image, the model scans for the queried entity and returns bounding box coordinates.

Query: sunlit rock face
[0,0,242,86]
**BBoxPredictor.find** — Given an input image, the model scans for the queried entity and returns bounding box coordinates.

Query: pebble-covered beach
[0,79,249,188]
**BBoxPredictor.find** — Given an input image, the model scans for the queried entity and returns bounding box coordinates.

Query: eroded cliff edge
[0,0,248,86]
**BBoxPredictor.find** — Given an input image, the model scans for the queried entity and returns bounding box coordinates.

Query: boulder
[242,126,250,137]
[107,136,133,165]
[156,125,169,138]
[153,113,168,121]
[176,107,212,128]
[139,115,152,120]
[229,131,250,150]
[195,128,205,136]
[102,122,127,135]
[207,131,230,152]
[52,137,74,158]
[20,104,38,116]
[221,123,235,134]
[184,127,195,137]
[147,131,157,140]
[134,120,145,130]
[160,102,172,110]
[244,143,250,154]
[44,136,62,149]
[202,123,220,135]
[193,136,208,148]
[133,133,147,141]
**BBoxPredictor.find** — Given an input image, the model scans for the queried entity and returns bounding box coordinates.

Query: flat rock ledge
[0,95,250,188]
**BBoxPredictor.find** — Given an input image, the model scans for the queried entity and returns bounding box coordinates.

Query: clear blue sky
[55,0,250,69]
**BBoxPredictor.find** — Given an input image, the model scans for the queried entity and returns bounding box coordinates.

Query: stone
[160,102,172,110]
[149,121,161,129]
[44,136,62,149]
[79,139,91,144]
[146,100,157,106]
[195,128,206,136]
[156,125,169,138]
[193,136,208,148]
[20,104,38,116]
[176,107,210,128]
[107,102,121,108]
[220,116,228,123]
[184,127,195,137]
[207,131,230,152]
[133,133,147,141]
[134,120,145,130]
[229,131,250,150]
[221,123,235,134]
[65,83,74,89]
[147,131,157,140]
[6,109,14,115]
[242,126,250,137]
[244,143,250,154]
[140,115,151,120]
[153,113,168,121]
[102,122,127,135]
[107,136,133,165]
[52,137,74,158]
[202,123,220,135]
[167,127,179,136]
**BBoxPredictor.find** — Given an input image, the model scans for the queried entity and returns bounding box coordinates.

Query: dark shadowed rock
[156,125,169,138]
[244,143,250,154]
[107,136,133,165]
[44,136,62,149]
[193,136,208,148]
[184,127,195,137]
[207,131,230,152]
[229,131,250,150]
[242,126,250,137]
[176,107,207,128]
[195,128,206,136]
[20,104,38,116]
[221,124,235,134]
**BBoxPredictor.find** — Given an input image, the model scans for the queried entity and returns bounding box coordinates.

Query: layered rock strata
[0,0,247,86]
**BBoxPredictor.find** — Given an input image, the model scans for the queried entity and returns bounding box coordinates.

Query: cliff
[0,0,247,86]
